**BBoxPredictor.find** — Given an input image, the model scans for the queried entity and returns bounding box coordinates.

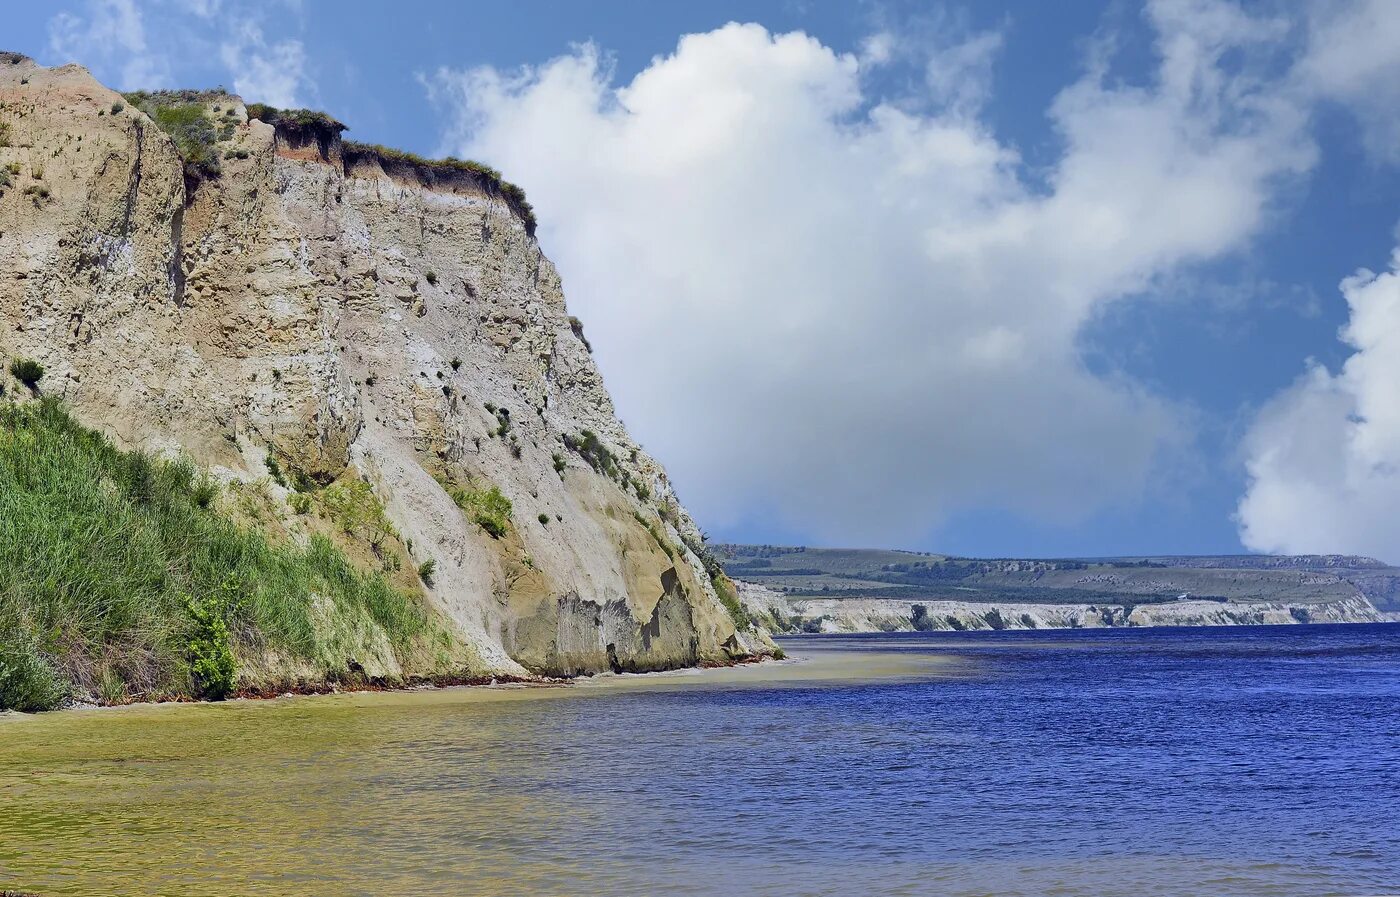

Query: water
[2,623,1398,896]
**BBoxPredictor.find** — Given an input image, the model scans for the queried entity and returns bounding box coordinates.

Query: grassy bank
[0,399,432,711]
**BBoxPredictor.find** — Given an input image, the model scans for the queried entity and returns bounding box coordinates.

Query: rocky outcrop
[737,580,1388,633]
[0,55,775,680]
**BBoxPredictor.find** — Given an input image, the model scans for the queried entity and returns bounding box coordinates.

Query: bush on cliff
[185,577,239,700]
[445,481,513,539]
[0,398,426,707]
[122,91,224,180]
[0,630,66,712]
[7,358,43,387]
[712,575,752,631]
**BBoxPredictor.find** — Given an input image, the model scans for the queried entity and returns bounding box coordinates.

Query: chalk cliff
[0,54,774,691]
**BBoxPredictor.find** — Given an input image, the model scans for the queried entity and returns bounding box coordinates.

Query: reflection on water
[2,625,1398,896]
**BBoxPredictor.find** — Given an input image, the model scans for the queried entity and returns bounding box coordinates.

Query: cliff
[740,581,1388,634]
[726,544,1396,634]
[0,54,773,706]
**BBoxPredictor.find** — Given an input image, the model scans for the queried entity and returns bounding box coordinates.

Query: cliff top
[115,87,536,234]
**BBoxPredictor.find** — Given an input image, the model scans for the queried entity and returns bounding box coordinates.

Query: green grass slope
[0,399,435,711]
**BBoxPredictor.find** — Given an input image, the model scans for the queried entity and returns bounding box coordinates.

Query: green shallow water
[0,647,953,897]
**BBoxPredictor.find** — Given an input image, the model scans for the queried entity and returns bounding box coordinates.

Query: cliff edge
[0,54,774,705]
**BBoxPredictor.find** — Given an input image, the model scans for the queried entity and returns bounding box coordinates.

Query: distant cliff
[0,54,774,707]
[722,546,1397,634]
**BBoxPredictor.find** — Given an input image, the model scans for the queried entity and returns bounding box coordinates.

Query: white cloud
[1298,0,1400,163]
[423,3,1321,545]
[48,0,169,90]
[46,1,314,107]
[1237,245,1400,563]
[219,21,310,107]
[922,28,1004,116]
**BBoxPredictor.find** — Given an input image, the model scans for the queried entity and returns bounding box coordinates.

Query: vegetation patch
[0,399,427,709]
[712,574,752,631]
[633,511,675,561]
[244,103,346,137]
[7,358,43,387]
[123,90,232,181]
[0,629,65,712]
[185,576,238,700]
[442,478,513,539]
[568,316,592,352]
[342,140,536,234]
[320,477,398,550]
[564,429,619,479]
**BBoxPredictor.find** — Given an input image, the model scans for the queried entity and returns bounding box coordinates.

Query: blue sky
[7,1,1400,559]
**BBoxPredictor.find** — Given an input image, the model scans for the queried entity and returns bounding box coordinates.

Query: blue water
[562,623,1400,896]
[3,623,1398,896]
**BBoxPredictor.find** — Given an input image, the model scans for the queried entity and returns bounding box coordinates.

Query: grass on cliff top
[122,90,233,180]
[244,103,346,135]
[341,140,537,233]
[0,399,427,711]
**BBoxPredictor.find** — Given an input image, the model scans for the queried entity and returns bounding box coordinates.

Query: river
[3,624,1398,896]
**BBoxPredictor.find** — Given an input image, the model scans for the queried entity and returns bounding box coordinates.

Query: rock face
[738,580,1388,634]
[0,56,772,678]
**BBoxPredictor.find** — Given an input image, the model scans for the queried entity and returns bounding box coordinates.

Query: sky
[6,0,1400,561]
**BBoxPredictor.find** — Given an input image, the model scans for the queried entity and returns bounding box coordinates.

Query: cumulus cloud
[1237,246,1400,563]
[1298,0,1400,163]
[219,22,311,107]
[46,1,314,106]
[422,2,1321,545]
[48,0,169,90]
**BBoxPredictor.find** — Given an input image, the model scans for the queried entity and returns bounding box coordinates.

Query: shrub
[263,454,288,488]
[191,475,220,508]
[564,429,618,478]
[630,511,675,560]
[424,270,438,286]
[8,358,44,386]
[552,452,566,476]
[492,407,511,438]
[417,558,436,582]
[185,577,238,700]
[123,92,223,180]
[537,513,550,525]
[321,478,398,548]
[244,103,347,135]
[288,492,312,515]
[450,357,462,371]
[445,481,513,539]
[0,631,66,712]
[110,102,123,114]
[567,316,592,352]
[713,575,751,630]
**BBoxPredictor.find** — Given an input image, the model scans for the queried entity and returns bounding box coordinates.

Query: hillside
[0,54,774,709]
[716,544,1399,632]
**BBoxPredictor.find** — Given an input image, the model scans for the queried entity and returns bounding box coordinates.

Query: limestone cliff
[738,580,1389,633]
[0,54,774,685]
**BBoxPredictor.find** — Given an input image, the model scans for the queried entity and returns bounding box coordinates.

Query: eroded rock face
[0,56,773,676]
[736,579,1387,633]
